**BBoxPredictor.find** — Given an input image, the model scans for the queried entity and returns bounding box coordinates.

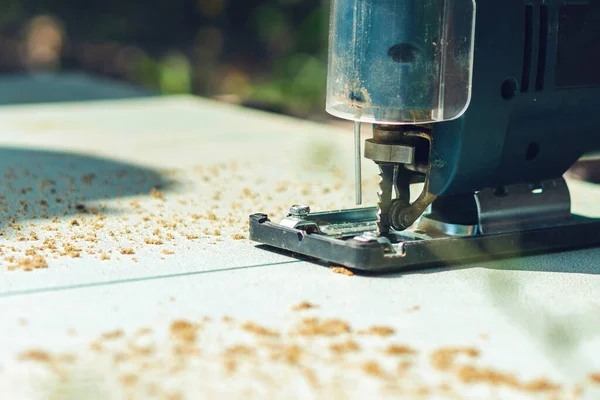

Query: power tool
[249,0,600,273]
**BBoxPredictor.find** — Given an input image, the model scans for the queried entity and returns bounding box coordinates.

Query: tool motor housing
[431,0,600,195]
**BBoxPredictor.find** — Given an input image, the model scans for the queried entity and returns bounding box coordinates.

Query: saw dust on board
[3,308,590,400]
[0,155,376,271]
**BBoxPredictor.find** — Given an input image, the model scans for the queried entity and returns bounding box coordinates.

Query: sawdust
[18,349,52,363]
[386,345,417,356]
[120,248,135,255]
[457,365,520,387]
[9,314,589,398]
[224,345,256,358]
[329,340,361,354]
[7,255,48,271]
[330,266,354,276]
[294,318,351,337]
[520,378,561,392]
[431,347,480,371]
[292,302,319,311]
[590,373,600,383]
[270,344,303,364]
[359,326,395,337]
[170,320,197,343]
[150,187,165,200]
[119,374,138,386]
[242,322,280,337]
[362,361,387,378]
[102,330,125,340]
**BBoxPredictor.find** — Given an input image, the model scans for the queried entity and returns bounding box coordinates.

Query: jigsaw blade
[376,164,395,234]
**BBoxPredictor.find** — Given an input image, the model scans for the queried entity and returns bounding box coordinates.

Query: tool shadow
[255,245,600,277]
[0,147,173,233]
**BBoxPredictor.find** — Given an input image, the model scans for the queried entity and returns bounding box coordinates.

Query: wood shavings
[292,302,319,311]
[431,347,480,371]
[330,266,354,276]
[359,326,395,337]
[589,373,600,383]
[386,345,417,356]
[120,248,135,255]
[270,344,303,364]
[18,349,52,363]
[242,322,279,338]
[7,255,48,271]
[329,340,360,354]
[151,187,165,200]
[362,361,387,378]
[294,318,351,337]
[170,320,197,343]
[102,330,125,340]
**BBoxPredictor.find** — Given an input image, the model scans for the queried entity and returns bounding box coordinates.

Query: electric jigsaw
[250,0,600,273]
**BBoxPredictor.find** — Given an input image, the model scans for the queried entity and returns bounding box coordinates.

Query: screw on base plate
[289,204,311,217]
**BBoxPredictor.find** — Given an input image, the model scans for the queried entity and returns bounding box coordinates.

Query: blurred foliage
[0,0,329,117]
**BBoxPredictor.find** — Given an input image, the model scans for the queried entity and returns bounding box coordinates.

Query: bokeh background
[0,0,330,119]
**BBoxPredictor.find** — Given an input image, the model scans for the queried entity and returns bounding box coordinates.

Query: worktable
[0,93,599,400]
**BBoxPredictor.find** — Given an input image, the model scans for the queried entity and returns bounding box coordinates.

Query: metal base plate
[249,208,600,273]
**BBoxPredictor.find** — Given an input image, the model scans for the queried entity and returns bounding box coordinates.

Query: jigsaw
[250,0,600,272]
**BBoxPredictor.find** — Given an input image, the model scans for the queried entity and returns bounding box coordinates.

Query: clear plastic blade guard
[326,0,476,125]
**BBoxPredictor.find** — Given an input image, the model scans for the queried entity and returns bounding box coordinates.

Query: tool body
[250,0,600,272]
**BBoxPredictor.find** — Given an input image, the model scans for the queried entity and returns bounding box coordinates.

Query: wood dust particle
[292,302,319,311]
[295,318,351,337]
[135,328,153,336]
[119,374,138,386]
[362,361,387,378]
[359,326,395,337]
[406,305,421,312]
[271,344,303,364]
[162,250,175,255]
[8,255,48,271]
[120,248,135,255]
[331,266,354,276]
[241,322,279,338]
[206,212,217,221]
[224,358,238,373]
[81,173,96,185]
[520,378,561,392]
[18,349,52,363]
[225,345,256,358]
[144,238,164,245]
[102,330,125,340]
[231,234,246,240]
[329,340,361,354]
[457,365,519,388]
[70,219,80,226]
[431,347,480,371]
[589,373,600,383]
[58,353,77,363]
[386,345,417,356]
[170,320,197,343]
[150,187,165,200]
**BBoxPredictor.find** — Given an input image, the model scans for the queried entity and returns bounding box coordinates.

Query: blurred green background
[0,0,329,119]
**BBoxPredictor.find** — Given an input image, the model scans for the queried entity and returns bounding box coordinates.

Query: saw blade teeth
[376,164,394,234]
